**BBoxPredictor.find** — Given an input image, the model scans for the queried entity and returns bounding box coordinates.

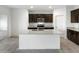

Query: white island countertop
[20,30,64,35]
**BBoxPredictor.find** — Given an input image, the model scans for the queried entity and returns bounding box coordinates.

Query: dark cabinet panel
[29,14,37,22]
[67,29,79,45]
[44,14,53,22]
[29,14,53,23]
[77,33,79,44]
[76,16,79,22]
[71,9,79,23]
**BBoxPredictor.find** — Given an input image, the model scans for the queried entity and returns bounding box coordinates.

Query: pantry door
[55,15,66,31]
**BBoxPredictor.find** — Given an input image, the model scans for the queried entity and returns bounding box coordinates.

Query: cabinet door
[29,14,33,22]
[29,14,37,23]
[67,29,70,40]
[71,11,78,23]
[42,14,53,22]
[76,32,79,45]
[71,9,79,23]
[77,15,79,22]
[33,14,37,22]
[48,14,53,22]
[70,30,74,42]
[72,31,77,44]
[70,30,79,45]
[71,11,75,22]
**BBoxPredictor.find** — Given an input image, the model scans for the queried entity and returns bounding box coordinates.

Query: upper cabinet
[71,9,79,23]
[29,14,53,23]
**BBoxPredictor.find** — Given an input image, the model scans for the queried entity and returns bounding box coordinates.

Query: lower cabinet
[67,29,79,45]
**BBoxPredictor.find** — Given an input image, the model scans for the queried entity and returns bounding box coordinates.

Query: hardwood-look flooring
[61,37,79,53]
[0,37,79,53]
[0,37,19,53]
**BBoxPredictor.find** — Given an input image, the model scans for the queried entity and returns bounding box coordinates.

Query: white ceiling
[5,5,66,10]
[3,5,76,13]
[4,5,68,13]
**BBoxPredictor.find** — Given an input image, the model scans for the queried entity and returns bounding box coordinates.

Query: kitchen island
[19,30,62,49]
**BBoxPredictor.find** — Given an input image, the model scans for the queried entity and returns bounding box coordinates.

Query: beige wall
[11,8,29,36]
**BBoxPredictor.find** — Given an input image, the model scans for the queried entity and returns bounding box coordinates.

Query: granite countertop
[28,27,54,29]
[67,27,79,32]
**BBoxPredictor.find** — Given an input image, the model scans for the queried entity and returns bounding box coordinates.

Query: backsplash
[29,23,53,27]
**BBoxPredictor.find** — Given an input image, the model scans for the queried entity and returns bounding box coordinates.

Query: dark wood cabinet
[29,14,37,22]
[29,14,53,23]
[71,9,79,23]
[67,29,79,45]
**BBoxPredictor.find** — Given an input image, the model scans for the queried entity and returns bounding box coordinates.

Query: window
[0,15,8,31]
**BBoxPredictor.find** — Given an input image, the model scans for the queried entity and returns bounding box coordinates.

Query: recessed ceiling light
[30,6,34,8]
[49,6,52,9]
